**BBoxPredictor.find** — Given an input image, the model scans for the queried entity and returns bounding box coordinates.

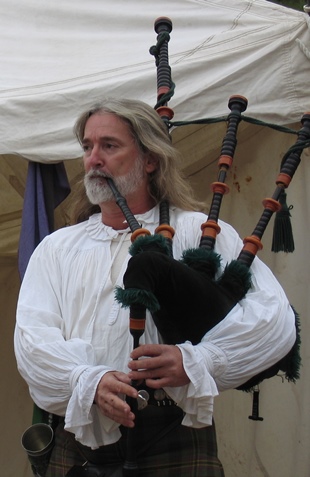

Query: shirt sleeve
[164,213,296,427]
[14,237,121,448]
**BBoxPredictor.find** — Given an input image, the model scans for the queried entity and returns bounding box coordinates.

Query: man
[15,99,296,476]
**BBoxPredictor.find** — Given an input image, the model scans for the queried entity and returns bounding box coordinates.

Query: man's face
[82,113,148,204]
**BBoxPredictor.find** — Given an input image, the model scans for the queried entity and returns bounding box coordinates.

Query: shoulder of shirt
[45,220,88,239]
[171,207,238,236]
[170,207,206,223]
[36,214,101,250]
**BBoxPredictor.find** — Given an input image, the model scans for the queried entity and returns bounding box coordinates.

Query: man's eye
[82,144,91,152]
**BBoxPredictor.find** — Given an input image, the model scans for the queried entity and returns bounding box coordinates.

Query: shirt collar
[85,206,160,241]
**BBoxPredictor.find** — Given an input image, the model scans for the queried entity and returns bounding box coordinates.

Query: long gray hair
[71,98,203,223]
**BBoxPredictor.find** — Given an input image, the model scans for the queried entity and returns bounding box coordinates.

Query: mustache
[85,169,113,180]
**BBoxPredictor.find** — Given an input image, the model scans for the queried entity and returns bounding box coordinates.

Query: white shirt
[14,206,296,449]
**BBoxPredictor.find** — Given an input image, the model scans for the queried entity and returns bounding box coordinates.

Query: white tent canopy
[1,1,310,476]
[1,0,309,162]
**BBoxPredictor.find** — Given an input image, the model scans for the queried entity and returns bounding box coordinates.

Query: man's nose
[87,145,105,168]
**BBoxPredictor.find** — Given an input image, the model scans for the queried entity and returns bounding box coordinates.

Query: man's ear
[144,154,158,173]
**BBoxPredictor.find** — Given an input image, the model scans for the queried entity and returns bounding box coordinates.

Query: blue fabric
[18,161,71,279]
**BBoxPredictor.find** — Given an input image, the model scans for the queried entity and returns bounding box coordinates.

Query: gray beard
[84,157,145,205]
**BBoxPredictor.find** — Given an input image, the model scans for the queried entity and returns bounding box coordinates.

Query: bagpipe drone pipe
[109,17,304,394]
[109,18,307,477]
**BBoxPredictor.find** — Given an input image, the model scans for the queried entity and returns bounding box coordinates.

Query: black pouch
[66,462,123,477]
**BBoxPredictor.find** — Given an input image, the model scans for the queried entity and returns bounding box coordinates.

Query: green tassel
[279,306,302,383]
[115,286,160,313]
[218,260,252,301]
[180,248,221,279]
[272,190,295,253]
[129,233,169,256]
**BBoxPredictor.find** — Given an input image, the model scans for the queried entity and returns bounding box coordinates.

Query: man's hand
[94,371,138,427]
[128,344,190,388]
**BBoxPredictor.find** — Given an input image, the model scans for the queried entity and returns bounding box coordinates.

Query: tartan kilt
[45,405,225,477]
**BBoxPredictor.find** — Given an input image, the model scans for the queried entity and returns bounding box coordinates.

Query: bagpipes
[105,18,307,476]
[109,17,304,391]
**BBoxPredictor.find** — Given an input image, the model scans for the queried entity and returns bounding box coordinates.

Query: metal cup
[21,423,54,476]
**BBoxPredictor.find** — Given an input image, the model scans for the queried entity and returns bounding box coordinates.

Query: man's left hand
[128,344,190,388]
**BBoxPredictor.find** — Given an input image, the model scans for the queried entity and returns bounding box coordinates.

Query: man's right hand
[94,371,138,427]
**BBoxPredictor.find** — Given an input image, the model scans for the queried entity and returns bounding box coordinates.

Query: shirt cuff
[65,365,121,448]
[164,341,223,428]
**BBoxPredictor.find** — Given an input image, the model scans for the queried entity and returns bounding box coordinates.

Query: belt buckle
[137,390,150,410]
